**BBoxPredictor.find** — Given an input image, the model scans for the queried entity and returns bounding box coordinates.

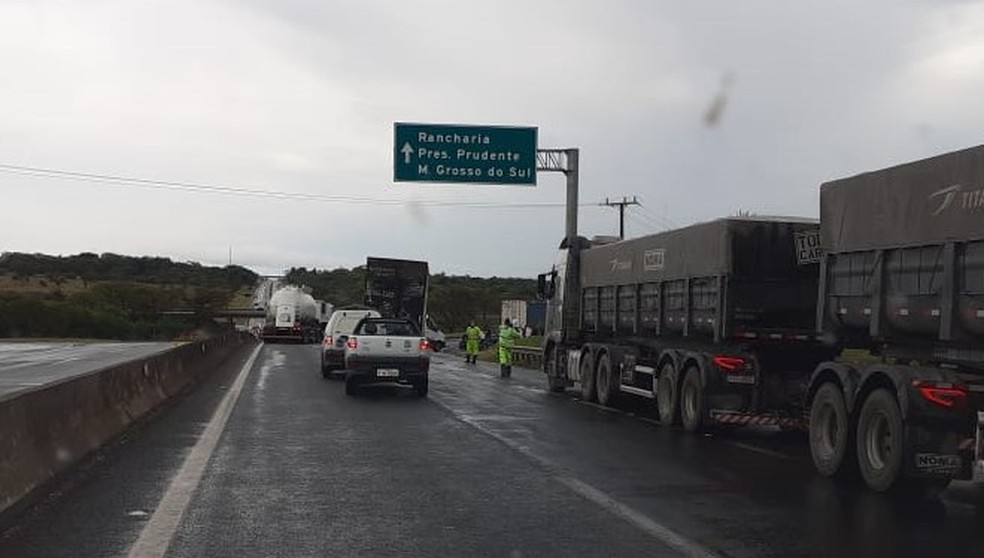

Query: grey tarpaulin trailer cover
[821,143,984,251]
[819,143,984,350]
[578,217,821,342]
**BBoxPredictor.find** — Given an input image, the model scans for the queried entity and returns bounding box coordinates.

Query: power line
[637,204,678,230]
[0,163,592,209]
[627,210,666,233]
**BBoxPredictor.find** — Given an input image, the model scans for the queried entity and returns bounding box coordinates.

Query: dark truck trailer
[364,257,429,334]
[540,217,835,434]
[805,144,984,492]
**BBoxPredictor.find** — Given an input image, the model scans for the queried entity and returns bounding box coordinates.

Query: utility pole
[601,196,640,240]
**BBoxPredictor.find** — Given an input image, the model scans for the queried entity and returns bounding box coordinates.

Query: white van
[320,308,381,377]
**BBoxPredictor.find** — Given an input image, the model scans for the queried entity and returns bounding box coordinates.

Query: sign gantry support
[536,149,579,247]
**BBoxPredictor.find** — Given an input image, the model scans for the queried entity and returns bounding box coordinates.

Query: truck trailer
[364,257,430,334]
[539,144,984,493]
[260,285,321,343]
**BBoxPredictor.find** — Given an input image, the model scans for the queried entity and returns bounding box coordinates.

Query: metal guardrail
[511,346,544,367]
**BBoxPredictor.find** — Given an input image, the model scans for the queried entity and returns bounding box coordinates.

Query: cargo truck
[538,144,984,493]
[260,285,321,343]
[364,257,430,334]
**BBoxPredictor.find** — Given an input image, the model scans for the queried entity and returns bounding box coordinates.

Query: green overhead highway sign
[393,123,538,185]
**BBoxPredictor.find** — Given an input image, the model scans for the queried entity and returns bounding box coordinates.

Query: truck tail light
[713,356,747,372]
[914,381,968,409]
[324,335,333,347]
[347,337,358,350]
[420,338,431,351]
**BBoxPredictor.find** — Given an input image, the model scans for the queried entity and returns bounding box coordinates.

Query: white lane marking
[557,477,718,558]
[722,441,792,461]
[126,344,262,558]
[429,393,720,558]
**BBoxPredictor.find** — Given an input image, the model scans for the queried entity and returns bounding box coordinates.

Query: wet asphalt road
[4,343,984,557]
[0,341,177,399]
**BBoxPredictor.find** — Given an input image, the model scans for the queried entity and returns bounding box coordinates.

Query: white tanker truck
[261,285,322,343]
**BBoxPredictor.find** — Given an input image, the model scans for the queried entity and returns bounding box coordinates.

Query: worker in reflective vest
[464,322,483,364]
[498,318,521,378]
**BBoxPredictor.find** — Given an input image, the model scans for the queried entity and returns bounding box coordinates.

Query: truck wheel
[545,347,566,393]
[345,377,357,396]
[579,351,597,402]
[595,353,619,407]
[856,389,904,492]
[680,366,706,432]
[656,361,680,426]
[809,382,852,477]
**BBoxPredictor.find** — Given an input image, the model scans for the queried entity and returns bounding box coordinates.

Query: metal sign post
[536,148,580,344]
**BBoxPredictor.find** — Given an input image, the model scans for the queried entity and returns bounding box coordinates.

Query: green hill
[0,252,258,340]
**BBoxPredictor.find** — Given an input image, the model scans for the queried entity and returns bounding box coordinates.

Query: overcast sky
[2,0,983,278]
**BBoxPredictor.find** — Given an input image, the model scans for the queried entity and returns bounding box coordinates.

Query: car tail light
[324,335,333,347]
[713,356,747,372]
[420,338,431,351]
[347,337,358,350]
[913,381,968,408]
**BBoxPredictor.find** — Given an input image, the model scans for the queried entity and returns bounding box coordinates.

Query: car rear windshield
[355,319,420,337]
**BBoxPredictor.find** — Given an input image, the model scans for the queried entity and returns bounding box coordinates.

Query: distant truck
[538,144,984,493]
[501,299,527,330]
[261,285,321,343]
[500,299,547,335]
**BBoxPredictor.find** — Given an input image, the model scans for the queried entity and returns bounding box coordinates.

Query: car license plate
[377,369,400,377]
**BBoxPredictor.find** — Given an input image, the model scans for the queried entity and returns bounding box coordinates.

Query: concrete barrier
[0,333,252,517]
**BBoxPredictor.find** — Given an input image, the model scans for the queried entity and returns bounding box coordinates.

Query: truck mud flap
[710,410,806,429]
[905,425,974,480]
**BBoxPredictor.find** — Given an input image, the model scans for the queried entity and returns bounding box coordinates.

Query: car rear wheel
[856,389,904,492]
[809,382,852,477]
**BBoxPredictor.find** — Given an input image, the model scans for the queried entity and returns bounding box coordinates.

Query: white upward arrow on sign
[401,142,414,164]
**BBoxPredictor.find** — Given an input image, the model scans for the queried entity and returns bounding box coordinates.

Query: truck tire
[856,389,904,492]
[595,353,618,407]
[680,366,706,432]
[345,376,357,396]
[656,361,680,426]
[809,382,852,477]
[579,351,597,402]
[545,347,566,393]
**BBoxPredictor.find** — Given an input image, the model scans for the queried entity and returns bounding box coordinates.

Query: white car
[343,317,431,397]
[320,308,381,378]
